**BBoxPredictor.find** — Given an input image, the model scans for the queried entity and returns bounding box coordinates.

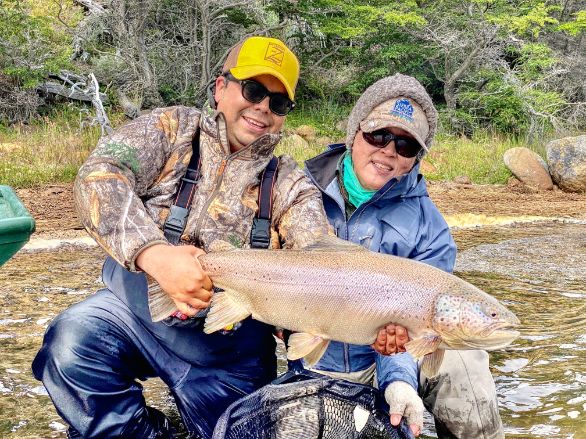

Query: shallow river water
[0,220,585,438]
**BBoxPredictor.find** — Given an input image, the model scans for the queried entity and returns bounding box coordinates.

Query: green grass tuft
[423,131,546,184]
[0,105,125,188]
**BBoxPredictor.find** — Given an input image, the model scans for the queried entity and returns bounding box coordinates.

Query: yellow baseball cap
[223,36,300,100]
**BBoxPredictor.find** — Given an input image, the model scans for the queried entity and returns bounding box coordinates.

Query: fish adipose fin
[148,284,179,322]
[404,333,442,359]
[421,349,445,378]
[203,291,250,334]
[287,332,330,365]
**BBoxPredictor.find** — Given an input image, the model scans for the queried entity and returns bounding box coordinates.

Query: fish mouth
[479,321,519,338]
[458,322,520,350]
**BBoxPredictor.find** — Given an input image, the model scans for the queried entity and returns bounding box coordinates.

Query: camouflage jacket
[74,105,330,271]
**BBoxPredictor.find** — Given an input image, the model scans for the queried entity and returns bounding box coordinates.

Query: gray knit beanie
[345,73,438,159]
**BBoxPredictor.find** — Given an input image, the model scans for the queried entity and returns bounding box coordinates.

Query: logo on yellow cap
[264,43,285,66]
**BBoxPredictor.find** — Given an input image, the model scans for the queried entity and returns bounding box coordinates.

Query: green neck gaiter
[342,152,376,208]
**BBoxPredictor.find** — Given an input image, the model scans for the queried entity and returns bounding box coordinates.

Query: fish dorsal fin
[203,291,250,334]
[208,239,238,253]
[421,349,445,378]
[303,235,368,252]
[287,332,330,365]
[404,332,442,359]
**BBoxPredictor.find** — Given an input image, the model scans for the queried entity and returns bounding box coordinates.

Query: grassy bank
[0,107,103,187]
[1,103,549,188]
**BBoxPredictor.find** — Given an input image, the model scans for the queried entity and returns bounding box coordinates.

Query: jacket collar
[200,107,282,160]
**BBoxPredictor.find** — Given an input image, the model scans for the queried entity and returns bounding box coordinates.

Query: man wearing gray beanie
[305,73,504,438]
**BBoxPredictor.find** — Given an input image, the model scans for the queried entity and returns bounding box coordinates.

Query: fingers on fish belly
[203,291,250,334]
[287,333,330,366]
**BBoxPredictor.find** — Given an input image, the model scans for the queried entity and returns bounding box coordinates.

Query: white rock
[49,421,67,431]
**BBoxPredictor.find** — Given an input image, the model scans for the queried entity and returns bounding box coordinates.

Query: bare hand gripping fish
[148,236,520,377]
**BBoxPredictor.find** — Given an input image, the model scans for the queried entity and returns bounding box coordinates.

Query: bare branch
[72,0,106,14]
[88,73,113,136]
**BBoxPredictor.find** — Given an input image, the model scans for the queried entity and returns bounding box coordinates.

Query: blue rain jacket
[304,145,457,392]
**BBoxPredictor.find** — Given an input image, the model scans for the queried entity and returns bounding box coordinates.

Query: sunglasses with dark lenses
[223,73,295,116]
[362,129,423,158]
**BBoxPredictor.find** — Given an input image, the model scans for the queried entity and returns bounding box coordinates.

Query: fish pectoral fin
[404,333,442,359]
[287,333,330,366]
[148,284,178,322]
[203,291,250,334]
[303,235,368,252]
[420,349,445,378]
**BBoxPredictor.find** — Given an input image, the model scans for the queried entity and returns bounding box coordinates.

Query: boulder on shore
[295,125,317,141]
[546,135,586,193]
[503,147,553,191]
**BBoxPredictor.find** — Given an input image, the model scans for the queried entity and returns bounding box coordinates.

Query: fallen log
[36,70,109,104]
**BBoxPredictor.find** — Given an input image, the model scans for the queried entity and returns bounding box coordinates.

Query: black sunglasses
[362,129,423,158]
[223,72,295,116]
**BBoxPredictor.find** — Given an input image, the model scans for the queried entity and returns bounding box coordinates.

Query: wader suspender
[163,129,201,245]
[163,129,279,249]
[251,155,279,248]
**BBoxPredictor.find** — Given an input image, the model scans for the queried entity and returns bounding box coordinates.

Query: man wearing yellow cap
[32,36,330,439]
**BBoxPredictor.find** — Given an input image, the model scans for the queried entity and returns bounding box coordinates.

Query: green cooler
[0,185,35,266]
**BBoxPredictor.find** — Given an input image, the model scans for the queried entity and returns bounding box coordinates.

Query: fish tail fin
[203,291,250,334]
[287,333,330,366]
[420,348,445,378]
[148,284,179,322]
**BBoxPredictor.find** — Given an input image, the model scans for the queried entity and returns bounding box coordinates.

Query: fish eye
[491,312,497,317]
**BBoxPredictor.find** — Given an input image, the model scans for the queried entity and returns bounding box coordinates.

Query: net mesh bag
[212,370,413,439]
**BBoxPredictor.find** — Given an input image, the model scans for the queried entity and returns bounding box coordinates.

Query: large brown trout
[149,237,520,376]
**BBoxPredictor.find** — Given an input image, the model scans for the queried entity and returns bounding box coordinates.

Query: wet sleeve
[376,352,419,393]
[73,106,199,270]
[271,155,331,249]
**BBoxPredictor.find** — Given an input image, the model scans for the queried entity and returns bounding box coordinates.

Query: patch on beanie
[390,99,414,123]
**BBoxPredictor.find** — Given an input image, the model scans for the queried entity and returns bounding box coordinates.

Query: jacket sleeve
[74,106,200,270]
[376,352,419,392]
[410,200,457,273]
[271,155,332,249]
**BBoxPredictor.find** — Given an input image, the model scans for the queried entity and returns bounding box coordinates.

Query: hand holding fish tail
[385,381,423,437]
[136,243,213,316]
[372,323,410,355]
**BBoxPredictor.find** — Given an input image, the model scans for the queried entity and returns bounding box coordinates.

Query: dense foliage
[0,0,584,139]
